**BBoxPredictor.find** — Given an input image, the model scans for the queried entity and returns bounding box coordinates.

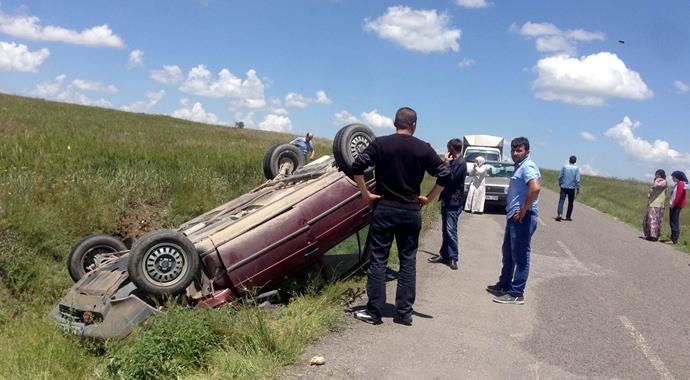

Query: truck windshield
[465,150,500,162]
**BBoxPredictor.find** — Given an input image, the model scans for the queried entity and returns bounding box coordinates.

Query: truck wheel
[263,143,306,180]
[128,230,200,296]
[333,124,375,176]
[67,234,127,282]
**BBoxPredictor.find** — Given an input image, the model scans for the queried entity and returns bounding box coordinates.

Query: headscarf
[671,170,689,184]
[475,156,485,167]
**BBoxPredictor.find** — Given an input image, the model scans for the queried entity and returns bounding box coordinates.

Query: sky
[1,0,689,180]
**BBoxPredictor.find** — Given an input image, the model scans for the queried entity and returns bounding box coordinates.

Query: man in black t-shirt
[351,107,451,326]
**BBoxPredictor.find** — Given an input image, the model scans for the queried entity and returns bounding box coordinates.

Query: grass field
[1,93,685,379]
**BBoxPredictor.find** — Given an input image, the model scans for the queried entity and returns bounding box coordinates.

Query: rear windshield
[465,150,500,162]
[486,163,514,177]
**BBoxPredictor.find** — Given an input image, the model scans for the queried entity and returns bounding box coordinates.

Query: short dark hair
[569,155,577,164]
[655,169,666,179]
[394,107,417,130]
[510,137,530,152]
[447,138,463,154]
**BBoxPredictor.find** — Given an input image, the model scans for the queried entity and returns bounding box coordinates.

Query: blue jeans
[440,205,461,261]
[557,188,575,218]
[498,212,538,297]
[365,204,422,320]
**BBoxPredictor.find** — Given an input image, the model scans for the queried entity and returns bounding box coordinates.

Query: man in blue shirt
[556,155,581,221]
[487,137,541,305]
[290,132,315,160]
[428,138,467,270]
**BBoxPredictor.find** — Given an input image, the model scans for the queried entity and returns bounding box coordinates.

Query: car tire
[67,234,128,282]
[263,143,307,180]
[128,229,200,296]
[332,124,376,176]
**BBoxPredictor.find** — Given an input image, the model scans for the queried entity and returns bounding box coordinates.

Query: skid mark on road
[556,240,591,274]
[537,217,546,227]
[618,315,676,380]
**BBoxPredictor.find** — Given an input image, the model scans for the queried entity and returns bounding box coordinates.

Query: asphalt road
[288,188,690,379]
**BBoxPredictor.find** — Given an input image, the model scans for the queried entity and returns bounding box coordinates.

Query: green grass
[0,93,442,379]
[541,169,690,253]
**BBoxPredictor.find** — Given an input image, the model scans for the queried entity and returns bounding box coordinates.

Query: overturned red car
[51,124,376,338]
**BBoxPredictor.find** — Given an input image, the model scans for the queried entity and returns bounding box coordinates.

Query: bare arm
[354,175,381,205]
[418,183,445,206]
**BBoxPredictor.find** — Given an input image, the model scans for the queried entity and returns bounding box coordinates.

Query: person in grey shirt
[556,155,581,221]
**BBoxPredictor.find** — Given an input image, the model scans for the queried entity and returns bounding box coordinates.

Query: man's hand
[513,207,527,222]
[418,195,431,205]
[576,189,580,196]
[362,191,382,205]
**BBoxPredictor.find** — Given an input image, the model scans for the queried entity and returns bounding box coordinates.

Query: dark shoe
[353,310,382,325]
[486,283,508,296]
[428,255,447,264]
[564,217,572,221]
[555,215,562,221]
[492,294,524,305]
[393,315,413,326]
[448,260,458,270]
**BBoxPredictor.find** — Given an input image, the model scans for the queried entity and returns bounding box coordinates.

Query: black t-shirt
[440,157,467,207]
[351,133,451,209]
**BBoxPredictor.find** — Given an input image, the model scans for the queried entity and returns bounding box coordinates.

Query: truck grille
[58,305,103,325]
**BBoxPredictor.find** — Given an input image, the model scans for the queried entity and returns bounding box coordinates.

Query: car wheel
[263,143,307,180]
[333,124,376,176]
[67,234,127,282]
[128,230,200,296]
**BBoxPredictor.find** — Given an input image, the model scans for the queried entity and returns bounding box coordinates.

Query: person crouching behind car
[351,107,451,326]
[290,132,315,161]
[428,138,467,270]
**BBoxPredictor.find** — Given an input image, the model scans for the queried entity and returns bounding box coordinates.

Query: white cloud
[512,21,605,56]
[314,90,332,104]
[364,6,461,53]
[71,79,118,94]
[0,10,125,48]
[259,114,292,132]
[533,52,653,106]
[333,109,394,129]
[285,90,332,108]
[151,65,183,84]
[28,74,115,107]
[128,49,143,68]
[580,163,600,176]
[121,90,165,113]
[455,0,491,9]
[0,41,49,72]
[580,131,596,141]
[673,80,689,94]
[361,109,394,129]
[333,110,360,126]
[457,58,475,68]
[285,92,308,108]
[604,116,690,165]
[271,107,289,116]
[179,65,265,110]
[172,100,228,126]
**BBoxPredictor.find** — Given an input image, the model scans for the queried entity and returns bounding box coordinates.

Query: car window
[486,164,514,177]
[322,226,369,279]
[465,150,500,162]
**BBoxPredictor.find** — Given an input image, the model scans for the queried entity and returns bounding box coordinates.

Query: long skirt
[465,183,486,213]
[642,207,664,240]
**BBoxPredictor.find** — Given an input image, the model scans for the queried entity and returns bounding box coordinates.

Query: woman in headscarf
[669,170,688,244]
[465,156,487,214]
[642,169,667,241]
